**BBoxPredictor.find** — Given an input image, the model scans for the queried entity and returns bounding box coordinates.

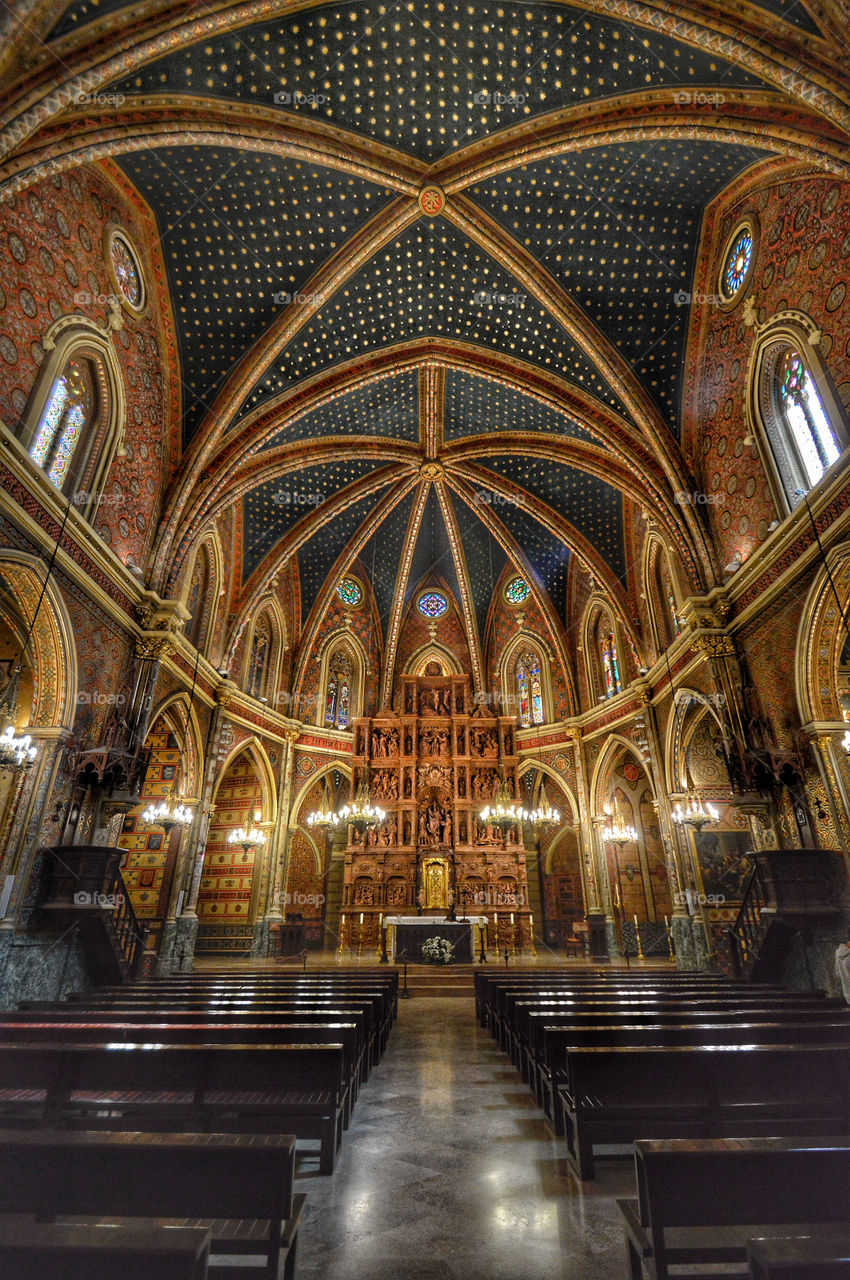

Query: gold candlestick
[337,913,346,958]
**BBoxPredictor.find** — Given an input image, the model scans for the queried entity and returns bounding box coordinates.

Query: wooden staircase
[33,845,146,985]
[727,848,846,982]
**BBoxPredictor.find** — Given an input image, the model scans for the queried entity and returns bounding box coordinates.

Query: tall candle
[633,915,639,931]
[510,912,514,924]
[360,912,364,924]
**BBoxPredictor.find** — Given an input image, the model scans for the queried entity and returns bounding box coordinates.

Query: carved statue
[436,687,450,715]
[457,729,465,754]
[441,811,452,843]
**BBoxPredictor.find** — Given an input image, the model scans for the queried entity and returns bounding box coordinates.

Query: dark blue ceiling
[116,147,392,442]
[468,140,768,432]
[240,218,632,421]
[459,482,572,623]
[444,489,509,642]
[241,457,388,580]
[404,486,464,610]
[474,453,626,583]
[257,370,420,445]
[296,487,387,625]
[746,0,823,34]
[443,368,601,445]
[109,1,766,164]
[355,488,417,636]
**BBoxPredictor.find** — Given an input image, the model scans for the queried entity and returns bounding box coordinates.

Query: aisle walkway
[295,997,628,1280]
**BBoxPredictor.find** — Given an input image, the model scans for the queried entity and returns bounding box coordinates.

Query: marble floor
[294,997,631,1280]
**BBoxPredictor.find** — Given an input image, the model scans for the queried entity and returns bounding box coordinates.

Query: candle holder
[477,923,487,964]
[337,915,346,959]
[635,920,645,961]
[379,925,389,964]
[357,919,364,958]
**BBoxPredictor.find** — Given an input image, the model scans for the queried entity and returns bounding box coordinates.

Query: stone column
[263,729,300,922]
[570,728,607,958]
[158,683,234,973]
[591,815,621,958]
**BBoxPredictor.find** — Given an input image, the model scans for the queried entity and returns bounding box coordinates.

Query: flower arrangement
[421,936,454,965]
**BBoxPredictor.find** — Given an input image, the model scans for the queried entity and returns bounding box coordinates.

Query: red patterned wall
[0,165,171,569]
[684,170,850,570]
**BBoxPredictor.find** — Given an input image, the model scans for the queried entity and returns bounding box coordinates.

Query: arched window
[600,630,621,698]
[18,323,124,519]
[185,541,219,655]
[752,328,849,511]
[513,646,546,728]
[29,356,100,494]
[247,614,272,699]
[324,650,353,729]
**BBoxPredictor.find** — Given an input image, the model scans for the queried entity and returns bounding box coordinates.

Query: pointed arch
[315,631,367,729]
[0,550,77,729]
[183,530,224,659]
[242,597,287,705]
[403,641,463,677]
[796,540,850,728]
[500,631,554,727]
[664,688,729,794]
[147,690,205,797]
[643,533,684,655]
[288,760,353,833]
[583,597,627,705]
[212,736,277,825]
[15,317,126,520]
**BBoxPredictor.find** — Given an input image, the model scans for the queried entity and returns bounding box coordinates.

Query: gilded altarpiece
[341,676,530,949]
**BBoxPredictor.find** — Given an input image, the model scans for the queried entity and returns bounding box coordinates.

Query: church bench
[0,1041,347,1175]
[535,1020,850,1129]
[475,974,756,1029]
[618,1138,850,1280]
[748,1234,850,1278]
[499,991,835,1058]
[57,993,390,1063]
[0,1128,304,1279]
[0,1222,211,1280]
[18,1003,378,1075]
[0,1020,362,1127]
[559,1043,850,1180]
[517,1001,848,1089]
[68,986,395,1055]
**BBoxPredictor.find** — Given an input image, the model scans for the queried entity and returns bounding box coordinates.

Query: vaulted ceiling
[2,0,847,681]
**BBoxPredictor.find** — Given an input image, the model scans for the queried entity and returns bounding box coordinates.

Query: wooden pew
[559,1043,850,1179]
[536,1020,850,1129]
[748,1235,850,1278]
[19,1002,378,1075]
[0,1128,304,1279]
[0,1222,211,1280]
[0,1040,347,1174]
[0,1019,361,1126]
[618,1138,850,1280]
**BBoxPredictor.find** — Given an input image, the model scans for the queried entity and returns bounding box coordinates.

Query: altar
[385,916,488,964]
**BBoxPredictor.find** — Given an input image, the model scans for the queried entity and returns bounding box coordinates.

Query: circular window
[336,576,363,607]
[720,223,755,302]
[504,575,530,605]
[105,225,146,315]
[417,591,448,618]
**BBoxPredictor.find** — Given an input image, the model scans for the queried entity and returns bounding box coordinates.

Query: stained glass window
[776,348,840,489]
[30,358,94,492]
[325,651,353,728]
[110,232,142,308]
[418,591,448,618]
[723,228,753,298]
[336,577,363,607]
[529,657,544,725]
[667,585,681,639]
[324,673,338,726]
[248,616,272,698]
[600,631,621,697]
[516,651,544,727]
[517,661,530,727]
[505,576,530,605]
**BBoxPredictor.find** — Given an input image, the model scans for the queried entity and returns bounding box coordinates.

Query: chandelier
[526,796,561,830]
[306,784,345,832]
[141,787,193,836]
[480,772,526,833]
[0,669,36,776]
[338,776,386,836]
[672,793,719,832]
[602,796,638,847]
[227,825,267,854]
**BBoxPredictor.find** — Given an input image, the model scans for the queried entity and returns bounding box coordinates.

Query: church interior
[1,0,850,1273]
